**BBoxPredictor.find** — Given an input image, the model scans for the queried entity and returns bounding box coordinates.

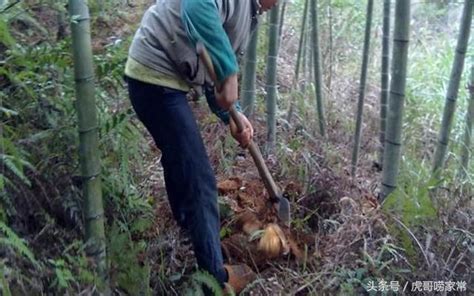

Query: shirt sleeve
[204,84,242,125]
[181,0,239,82]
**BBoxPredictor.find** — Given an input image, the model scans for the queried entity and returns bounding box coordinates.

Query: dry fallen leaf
[237,211,263,235]
[217,178,242,194]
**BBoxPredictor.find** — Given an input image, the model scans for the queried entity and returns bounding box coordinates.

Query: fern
[0,221,39,268]
[1,155,31,187]
[186,270,225,296]
[0,137,35,188]
[0,17,15,47]
[0,174,5,191]
[0,264,12,296]
[108,223,151,295]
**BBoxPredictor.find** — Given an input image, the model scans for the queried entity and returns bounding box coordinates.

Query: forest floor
[138,96,386,295]
[84,3,389,294]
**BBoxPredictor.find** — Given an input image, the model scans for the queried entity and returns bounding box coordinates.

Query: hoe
[197,42,291,226]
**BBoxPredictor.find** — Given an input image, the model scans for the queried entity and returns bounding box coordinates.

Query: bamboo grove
[67,0,471,278]
[1,0,471,293]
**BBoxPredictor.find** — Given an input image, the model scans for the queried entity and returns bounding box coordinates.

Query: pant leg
[126,79,186,227]
[126,77,228,284]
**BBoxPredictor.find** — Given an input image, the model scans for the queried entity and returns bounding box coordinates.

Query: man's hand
[215,74,238,110]
[230,112,254,148]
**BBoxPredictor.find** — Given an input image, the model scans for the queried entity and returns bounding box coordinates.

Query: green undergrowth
[1,1,156,294]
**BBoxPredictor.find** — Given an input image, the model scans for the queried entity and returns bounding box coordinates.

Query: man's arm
[204,84,242,124]
[181,0,238,83]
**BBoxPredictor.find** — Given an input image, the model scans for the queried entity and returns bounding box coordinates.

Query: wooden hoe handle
[196,43,282,202]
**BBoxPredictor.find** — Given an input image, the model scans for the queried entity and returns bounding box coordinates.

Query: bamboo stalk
[265,3,280,150]
[380,0,411,200]
[327,0,333,91]
[301,25,308,92]
[241,27,259,118]
[378,0,391,168]
[308,27,313,88]
[287,0,309,122]
[432,0,473,177]
[459,61,474,179]
[68,0,107,281]
[278,0,287,40]
[310,0,326,137]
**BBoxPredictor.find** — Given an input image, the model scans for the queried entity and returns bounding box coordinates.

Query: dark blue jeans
[126,77,227,284]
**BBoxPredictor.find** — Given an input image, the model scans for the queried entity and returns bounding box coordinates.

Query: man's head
[258,0,278,14]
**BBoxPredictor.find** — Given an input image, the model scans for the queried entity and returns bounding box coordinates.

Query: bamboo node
[381,182,396,189]
[75,75,95,83]
[85,211,104,221]
[79,125,99,133]
[385,139,401,146]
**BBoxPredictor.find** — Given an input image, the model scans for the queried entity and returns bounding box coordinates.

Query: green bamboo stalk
[432,0,472,177]
[351,0,374,177]
[459,61,474,179]
[301,26,307,92]
[295,0,309,85]
[378,0,391,168]
[327,0,333,91]
[287,0,309,122]
[310,0,326,137]
[278,0,287,40]
[308,27,313,88]
[380,0,411,200]
[266,3,280,150]
[241,27,259,117]
[97,0,104,17]
[68,0,107,280]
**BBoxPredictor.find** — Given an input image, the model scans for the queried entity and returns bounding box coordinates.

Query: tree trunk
[432,0,472,177]
[380,0,411,200]
[266,4,280,150]
[351,0,374,177]
[68,0,107,281]
[287,0,309,122]
[310,0,326,137]
[378,0,391,168]
[241,27,259,118]
[459,61,474,179]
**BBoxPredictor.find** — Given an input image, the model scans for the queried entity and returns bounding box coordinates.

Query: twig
[32,223,50,242]
[391,216,431,268]
[0,0,20,14]
[293,272,330,293]
[444,245,456,269]
[448,249,467,278]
